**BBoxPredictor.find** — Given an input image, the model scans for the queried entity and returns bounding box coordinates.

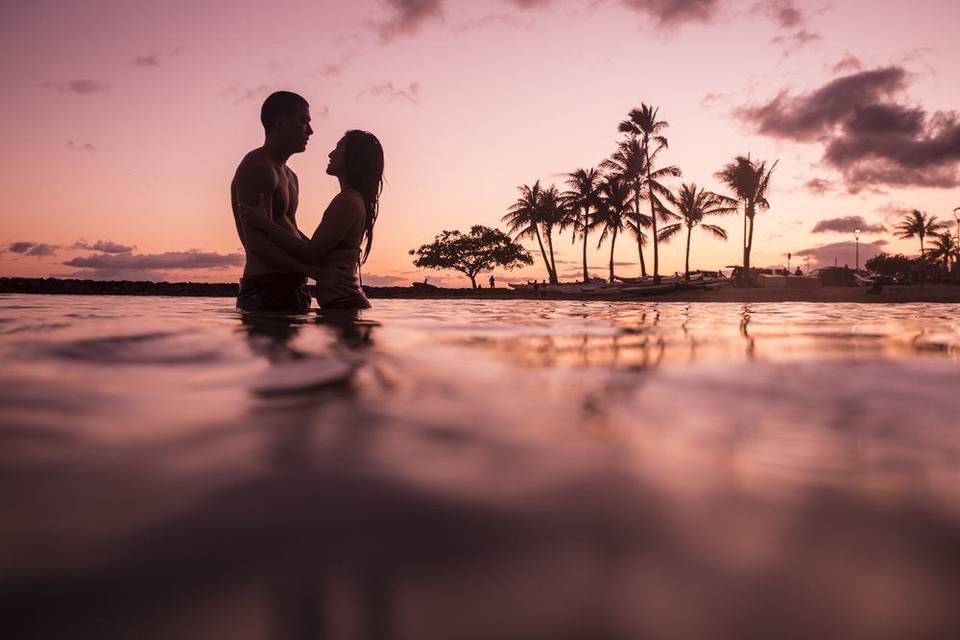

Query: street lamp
[854,228,861,272]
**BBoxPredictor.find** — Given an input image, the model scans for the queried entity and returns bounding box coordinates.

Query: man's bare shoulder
[233,148,279,197]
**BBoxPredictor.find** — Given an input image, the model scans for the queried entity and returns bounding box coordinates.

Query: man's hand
[313,263,360,299]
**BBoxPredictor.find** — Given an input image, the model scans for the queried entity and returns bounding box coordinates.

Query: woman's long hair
[342,130,384,265]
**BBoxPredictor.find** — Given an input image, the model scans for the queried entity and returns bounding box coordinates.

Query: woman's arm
[239,192,363,264]
[243,228,313,276]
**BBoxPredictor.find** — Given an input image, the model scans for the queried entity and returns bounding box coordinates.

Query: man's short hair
[260,91,309,132]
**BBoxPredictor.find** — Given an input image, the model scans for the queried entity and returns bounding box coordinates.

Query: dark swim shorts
[236,273,312,313]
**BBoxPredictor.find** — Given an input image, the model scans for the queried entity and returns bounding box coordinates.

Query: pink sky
[1,0,959,286]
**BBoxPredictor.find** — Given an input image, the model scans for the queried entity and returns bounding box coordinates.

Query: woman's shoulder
[330,189,365,212]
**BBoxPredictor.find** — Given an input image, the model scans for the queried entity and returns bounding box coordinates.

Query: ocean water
[1,294,959,639]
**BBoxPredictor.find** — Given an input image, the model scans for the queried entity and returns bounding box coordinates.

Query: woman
[238,130,383,310]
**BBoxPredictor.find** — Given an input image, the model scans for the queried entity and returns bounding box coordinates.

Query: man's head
[261,91,312,154]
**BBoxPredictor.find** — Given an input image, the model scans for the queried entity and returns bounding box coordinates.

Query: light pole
[854,228,861,272]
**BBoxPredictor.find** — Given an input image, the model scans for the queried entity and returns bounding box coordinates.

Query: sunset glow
[2,0,959,286]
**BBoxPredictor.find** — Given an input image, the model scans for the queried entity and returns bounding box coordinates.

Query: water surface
[1,295,959,639]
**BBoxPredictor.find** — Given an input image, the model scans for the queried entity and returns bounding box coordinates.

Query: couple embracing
[231,91,383,312]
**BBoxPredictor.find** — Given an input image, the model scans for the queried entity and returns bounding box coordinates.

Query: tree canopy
[410,225,534,288]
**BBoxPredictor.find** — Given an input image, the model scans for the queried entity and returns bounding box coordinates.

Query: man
[231,91,354,311]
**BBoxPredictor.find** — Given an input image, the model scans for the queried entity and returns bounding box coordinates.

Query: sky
[1,0,959,286]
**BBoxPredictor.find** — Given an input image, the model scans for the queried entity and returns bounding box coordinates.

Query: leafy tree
[658,183,737,280]
[502,181,556,283]
[618,104,682,283]
[592,174,632,283]
[562,167,602,282]
[715,154,778,286]
[895,209,946,259]
[410,225,533,289]
[602,138,650,277]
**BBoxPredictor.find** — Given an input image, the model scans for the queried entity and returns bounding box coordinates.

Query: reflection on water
[1,295,959,639]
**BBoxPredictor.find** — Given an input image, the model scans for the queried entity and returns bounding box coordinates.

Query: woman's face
[326,138,347,177]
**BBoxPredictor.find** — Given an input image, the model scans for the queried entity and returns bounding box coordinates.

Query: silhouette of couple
[232,91,383,312]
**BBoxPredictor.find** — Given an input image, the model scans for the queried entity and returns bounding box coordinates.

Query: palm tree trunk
[633,187,647,277]
[644,140,659,284]
[684,224,692,281]
[919,234,925,260]
[546,228,558,284]
[581,210,589,283]
[532,225,553,282]
[743,204,755,286]
[609,227,618,283]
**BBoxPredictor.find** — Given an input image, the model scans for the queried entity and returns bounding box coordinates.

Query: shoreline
[3,276,960,303]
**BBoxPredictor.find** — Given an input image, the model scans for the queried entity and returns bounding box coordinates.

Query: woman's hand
[236,194,272,231]
[313,263,360,299]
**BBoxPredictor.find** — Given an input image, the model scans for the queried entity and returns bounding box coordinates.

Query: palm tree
[618,104,682,283]
[657,183,738,280]
[602,138,649,277]
[538,184,566,284]
[926,232,957,270]
[715,155,778,286]
[592,174,632,283]
[896,209,947,259]
[563,167,602,283]
[503,181,556,283]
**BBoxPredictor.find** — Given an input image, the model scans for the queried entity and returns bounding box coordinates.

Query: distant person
[231,91,358,312]
[795,266,802,276]
[489,275,495,288]
[238,128,384,310]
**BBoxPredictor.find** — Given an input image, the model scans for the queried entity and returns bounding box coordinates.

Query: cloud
[5,242,58,257]
[874,202,914,226]
[830,53,863,74]
[41,79,111,95]
[793,239,887,269]
[315,62,344,77]
[374,0,444,42]
[811,216,885,234]
[756,0,804,28]
[452,12,533,34]
[359,81,420,104]
[66,140,97,152]
[701,92,729,107]
[734,66,960,190]
[72,239,136,254]
[359,273,410,287]
[620,0,721,27]
[131,54,160,67]
[771,28,821,54]
[63,250,244,271]
[804,177,832,195]
[219,84,272,103]
[507,0,557,7]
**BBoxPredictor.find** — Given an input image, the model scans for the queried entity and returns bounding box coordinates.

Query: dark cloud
[6,242,58,257]
[794,239,887,269]
[63,250,244,271]
[359,81,420,104]
[830,53,863,74]
[66,140,97,152]
[72,239,135,254]
[42,79,111,95]
[735,66,960,190]
[375,0,444,42]
[132,54,160,67]
[811,216,885,234]
[620,0,720,27]
[804,177,833,195]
